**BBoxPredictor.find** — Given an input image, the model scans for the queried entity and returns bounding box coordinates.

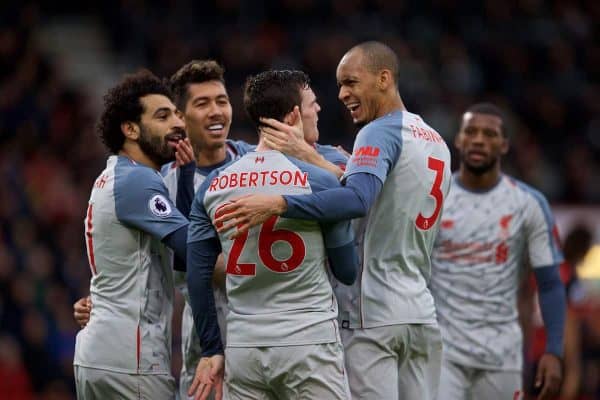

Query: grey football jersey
[337,111,452,328]
[189,151,354,347]
[431,175,564,370]
[74,156,187,374]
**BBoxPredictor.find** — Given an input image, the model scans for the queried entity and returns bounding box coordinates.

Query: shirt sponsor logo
[148,194,172,218]
[352,146,380,167]
[437,240,496,263]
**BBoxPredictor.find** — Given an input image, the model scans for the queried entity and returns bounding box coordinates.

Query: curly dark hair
[97,70,171,154]
[169,60,226,111]
[243,70,310,129]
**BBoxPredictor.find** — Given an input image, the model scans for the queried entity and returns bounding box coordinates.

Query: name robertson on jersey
[208,169,309,191]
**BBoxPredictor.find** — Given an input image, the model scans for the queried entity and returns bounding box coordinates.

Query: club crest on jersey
[149,194,172,218]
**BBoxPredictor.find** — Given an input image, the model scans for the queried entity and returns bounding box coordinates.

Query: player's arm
[296,145,344,178]
[533,264,566,357]
[283,123,401,221]
[175,158,196,218]
[187,237,224,357]
[115,167,189,269]
[321,220,358,285]
[525,191,566,358]
[214,123,398,235]
[213,174,380,237]
[525,188,566,399]
[164,156,196,272]
[187,183,225,357]
[283,173,381,221]
[533,264,566,399]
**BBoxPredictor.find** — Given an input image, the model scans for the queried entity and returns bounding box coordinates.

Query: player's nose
[470,130,486,144]
[172,113,185,129]
[338,86,350,102]
[207,101,223,117]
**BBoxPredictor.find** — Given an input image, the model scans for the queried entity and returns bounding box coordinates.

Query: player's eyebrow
[337,76,359,86]
[152,107,173,117]
[192,93,229,104]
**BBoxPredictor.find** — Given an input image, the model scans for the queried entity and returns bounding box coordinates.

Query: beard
[462,154,499,176]
[138,126,179,167]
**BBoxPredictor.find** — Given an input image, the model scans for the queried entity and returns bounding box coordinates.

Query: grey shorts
[341,323,443,400]
[437,357,522,400]
[224,341,350,400]
[74,365,175,400]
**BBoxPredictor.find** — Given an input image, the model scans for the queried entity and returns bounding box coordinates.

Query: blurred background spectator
[0,1,598,399]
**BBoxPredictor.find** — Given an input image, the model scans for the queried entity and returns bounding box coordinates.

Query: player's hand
[535,353,562,399]
[260,106,309,157]
[175,138,195,167]
[188,354,224,400]
[73,296,92,328]
[213,194,287,239]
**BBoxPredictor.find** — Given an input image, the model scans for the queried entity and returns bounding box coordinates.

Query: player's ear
[500,136,509,155]
[454,131,463,151]
[283,106,300,126]
[121,122,140,141]
[378,69,393,91]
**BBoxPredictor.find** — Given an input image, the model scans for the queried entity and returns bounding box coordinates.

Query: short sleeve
[521,186,564,267]
[343,122,402,184]
[114,167,188,240]
[188,173,219,244]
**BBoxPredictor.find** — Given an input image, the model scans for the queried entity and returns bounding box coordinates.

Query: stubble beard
[138,126,175,167]
[462,155,499,176]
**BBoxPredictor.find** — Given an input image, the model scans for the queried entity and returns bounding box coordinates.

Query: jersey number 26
[215,204,306,276]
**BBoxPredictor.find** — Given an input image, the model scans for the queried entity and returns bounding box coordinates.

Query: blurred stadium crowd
[0,1,598,399]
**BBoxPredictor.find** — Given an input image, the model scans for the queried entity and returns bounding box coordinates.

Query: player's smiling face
[182,80,232,153]
[137,94,185,166]
[300,87,321,145]
[336,50,380,127]
[455,112,508,175]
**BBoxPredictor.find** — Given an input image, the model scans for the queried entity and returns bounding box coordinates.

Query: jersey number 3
[415,157,445,230]
[215,205,306,276]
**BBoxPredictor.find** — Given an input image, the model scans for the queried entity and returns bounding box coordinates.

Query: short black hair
[350,41,399,83]
[243,70,310,128]
[170,60,226,111]
[464,102,507,136]
[97,70,171,154]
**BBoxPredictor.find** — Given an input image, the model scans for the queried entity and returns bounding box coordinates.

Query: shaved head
[346,41,399,84]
